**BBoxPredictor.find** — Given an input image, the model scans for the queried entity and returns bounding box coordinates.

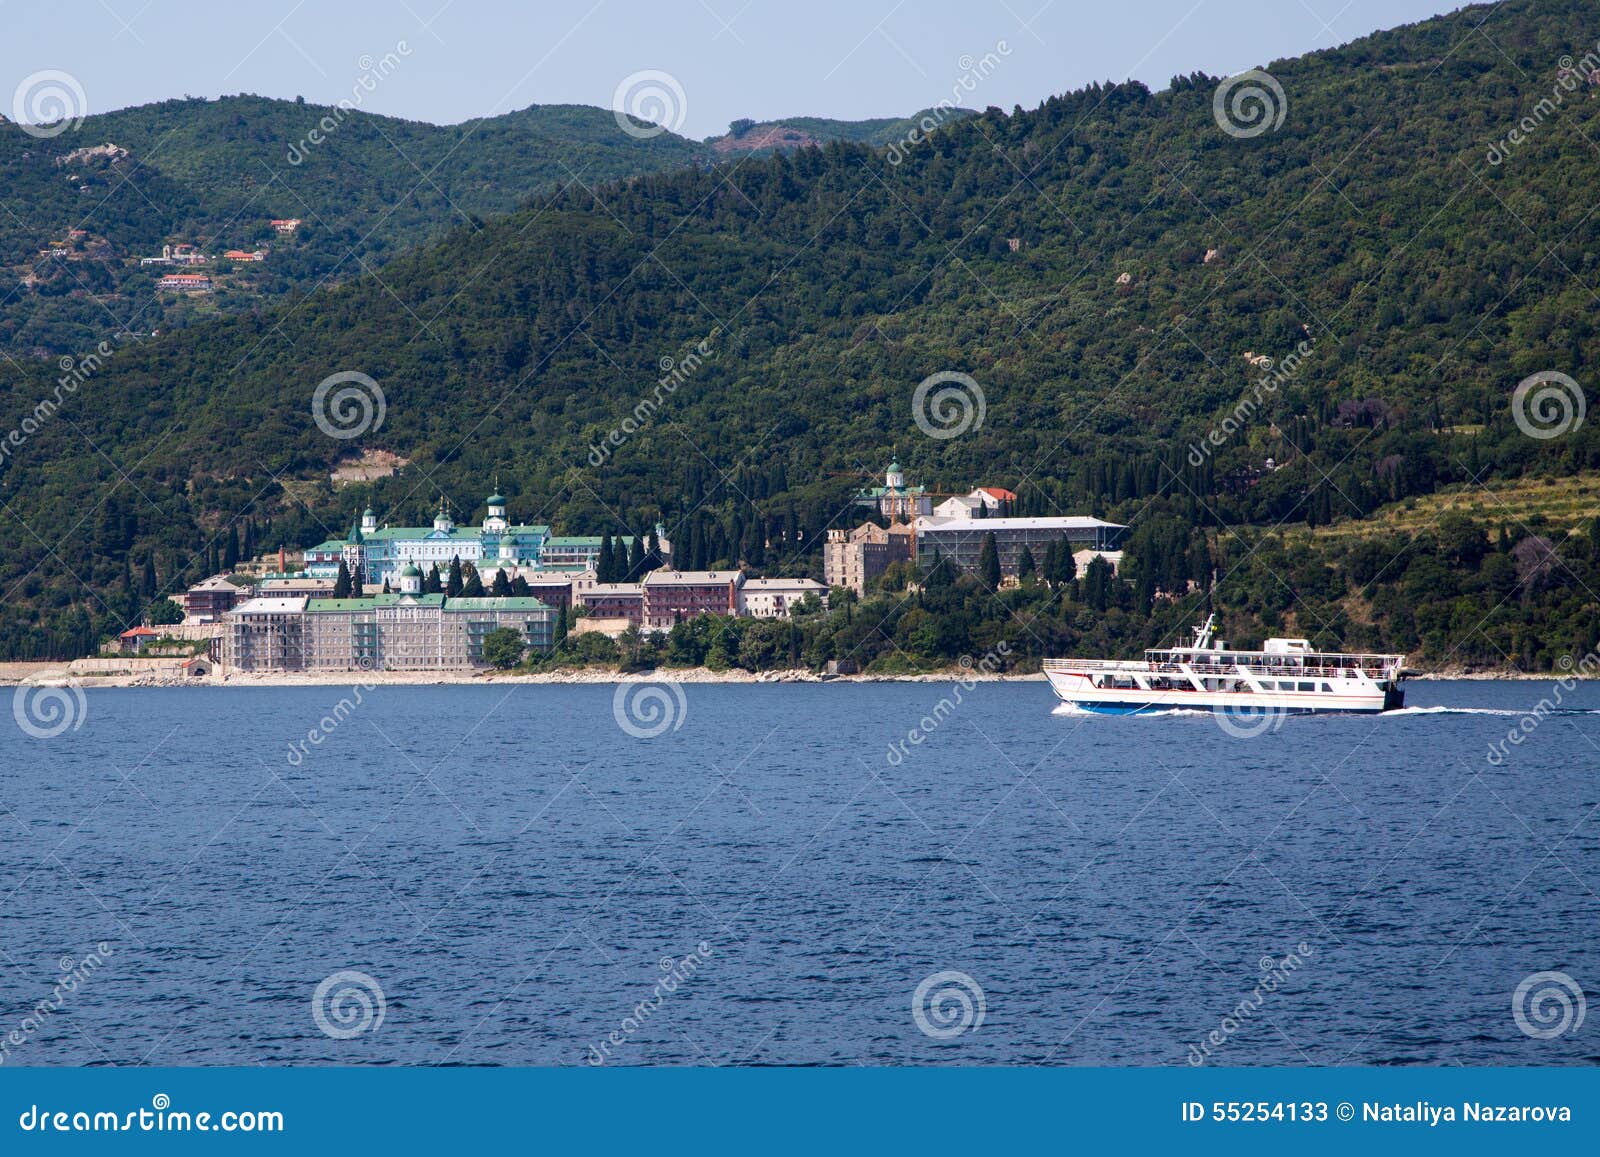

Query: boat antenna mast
[1191,613,1217,650]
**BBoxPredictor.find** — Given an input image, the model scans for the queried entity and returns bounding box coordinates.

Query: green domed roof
[400,562,422,578]
[487,494,506,506]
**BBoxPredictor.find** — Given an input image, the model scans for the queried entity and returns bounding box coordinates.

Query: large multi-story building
[304,493,549,586]
[221,596,310,671]
[304,488,670,587]
[824,522,915,595]
[576,583,645,625]
[913,515,1126,576]
[641,570,744,632]
[182,575,244,623]
[930,487,1017,520]
[222,567,555,672]
[738,578,828,618]
[538,535,643,573]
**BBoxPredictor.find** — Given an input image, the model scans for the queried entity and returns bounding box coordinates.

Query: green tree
[978,532,1001,591]
[424,563,443,594]
[461,562,485,597]
[491,568,512,597]
[1017,545,1036,581]
[332,560,353,599]
[446,555,464,598]
[481,627,525,669]
[146,598,184,626]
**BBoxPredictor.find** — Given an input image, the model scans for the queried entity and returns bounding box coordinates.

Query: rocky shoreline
[0,662,1046,689]
[0,661,1580,689]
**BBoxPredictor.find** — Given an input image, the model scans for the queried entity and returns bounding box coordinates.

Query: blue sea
[1,679,1596,1066]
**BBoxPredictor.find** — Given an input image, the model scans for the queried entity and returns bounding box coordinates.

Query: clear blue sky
[4,0,1469,139]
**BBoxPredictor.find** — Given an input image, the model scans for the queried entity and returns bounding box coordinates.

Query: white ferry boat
[1042,615,1406,716]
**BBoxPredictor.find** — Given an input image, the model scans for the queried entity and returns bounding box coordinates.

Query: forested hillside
[4,0,1600,671]
[0,95,714,357]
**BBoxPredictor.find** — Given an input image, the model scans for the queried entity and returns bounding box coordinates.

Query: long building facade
[222,575,555,672]
[913,515,1126,576]
[304,490,668,587]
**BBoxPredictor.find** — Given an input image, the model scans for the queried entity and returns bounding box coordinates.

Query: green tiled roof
[443,597,552,611]
[305,594,447,612]
[542,535,636,548]
[306,539,347,553]
[857,485,926,497]
[362,526,476,542]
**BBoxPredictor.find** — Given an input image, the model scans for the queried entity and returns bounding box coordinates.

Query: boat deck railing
[1044,657,1402,678]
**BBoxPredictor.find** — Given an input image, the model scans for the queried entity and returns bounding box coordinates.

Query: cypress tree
[491,568,512,597]
[978,532,1001,590]
[446,555,464,598]
[510,575,530,597]
[627,536,645,581]
[461,562,484,597]
[223,523,239,569]
[332,560,353,599]
[596,535,615,583]
[1017,545,1036,580]
[424,563,443,594]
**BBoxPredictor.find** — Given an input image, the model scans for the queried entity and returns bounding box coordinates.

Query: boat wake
[1382,704,1600,717]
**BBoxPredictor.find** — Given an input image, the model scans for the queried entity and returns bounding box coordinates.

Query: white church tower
[483,487,508,535]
